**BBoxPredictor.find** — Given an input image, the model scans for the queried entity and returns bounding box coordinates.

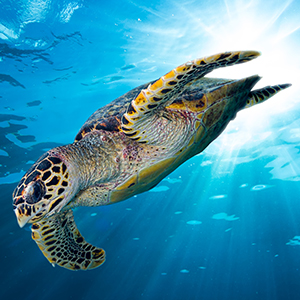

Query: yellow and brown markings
[121,50,260,143]
[202,100,226,129]
[12,154,70,224]
[195,123,206,143]
[31,210,105,270]
[166,91,207,113]
[110,157,176,203]
[75,116,121,142]
[246,83,291,108]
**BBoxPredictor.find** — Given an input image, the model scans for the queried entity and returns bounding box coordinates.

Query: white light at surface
[123,0,299,141]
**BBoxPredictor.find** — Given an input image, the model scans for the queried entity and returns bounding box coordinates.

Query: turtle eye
[24,180,46,204]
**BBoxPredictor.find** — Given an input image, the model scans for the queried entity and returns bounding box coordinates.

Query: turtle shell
[74,82,151,142]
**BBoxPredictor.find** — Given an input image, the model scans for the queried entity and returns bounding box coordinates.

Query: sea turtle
[12,50,290,271]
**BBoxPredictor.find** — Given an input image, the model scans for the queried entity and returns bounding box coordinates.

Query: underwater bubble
[212,212,227,220]
[201,160,212,166]
[286,236,300,246]
[186,220,202,225]
[250,184,272,191]
[174,211,183,215]
[225,215,239,221]
[163,177,182,184]
[90,213,97,217]
[161,273,167,276]
[212,212,239,221]
[225,228,232,232]
[133,238,140,241]
[180,269,189,273]
[126,208,132,211]
[239,183,248,188]
[149,186,170,192]
[209,194,227,200]
[199,267,206,270]
[0,149,9,156]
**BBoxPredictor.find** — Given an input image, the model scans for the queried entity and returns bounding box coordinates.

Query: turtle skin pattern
[12,50,291,271]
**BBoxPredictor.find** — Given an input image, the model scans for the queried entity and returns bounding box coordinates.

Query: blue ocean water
[1,0,300,299]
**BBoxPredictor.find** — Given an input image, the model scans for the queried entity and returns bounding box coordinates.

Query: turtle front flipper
[246,83,292,108]
[31,210,105,270]
[121,50,260,143]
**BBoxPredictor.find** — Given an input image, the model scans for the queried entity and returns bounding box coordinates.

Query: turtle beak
[14,206,32,228]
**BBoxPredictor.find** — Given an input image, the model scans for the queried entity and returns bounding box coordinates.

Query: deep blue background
[1,0,300,299]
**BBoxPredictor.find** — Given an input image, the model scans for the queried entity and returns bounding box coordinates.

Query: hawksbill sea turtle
[12,50,291,271]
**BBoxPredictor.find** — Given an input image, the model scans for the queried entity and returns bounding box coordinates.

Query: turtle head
[13,152,78,227]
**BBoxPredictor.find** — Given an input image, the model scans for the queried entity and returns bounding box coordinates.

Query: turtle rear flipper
[246,83,292,108]
[31,210,105,270]
[121,50,260,143]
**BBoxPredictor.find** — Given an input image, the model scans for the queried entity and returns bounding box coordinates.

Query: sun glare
[124,0,299,143]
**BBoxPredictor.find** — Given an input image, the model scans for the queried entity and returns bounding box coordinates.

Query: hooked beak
[14,207,33,228]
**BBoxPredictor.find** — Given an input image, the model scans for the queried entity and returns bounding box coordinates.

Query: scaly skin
[12,50,291,270]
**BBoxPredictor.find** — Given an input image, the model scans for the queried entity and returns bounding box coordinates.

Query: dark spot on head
[95,123,106,130]
[46,176,60,186]
[62,181,68,187]
[75,133,82,142]
[85,125,94,133]
[37,159,51,171]
[168,80,177,85]
[25,205,32,216]
[62,164,67,174]
[176,74,184,80]
[48,157,62,165]
[24,171,40,185]
[52,166,60,173]
[42,171,51,181]
[57,188,65,195]
[13,196,24,205]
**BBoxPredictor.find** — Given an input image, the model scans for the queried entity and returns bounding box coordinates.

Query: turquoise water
[1,0,300,299]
